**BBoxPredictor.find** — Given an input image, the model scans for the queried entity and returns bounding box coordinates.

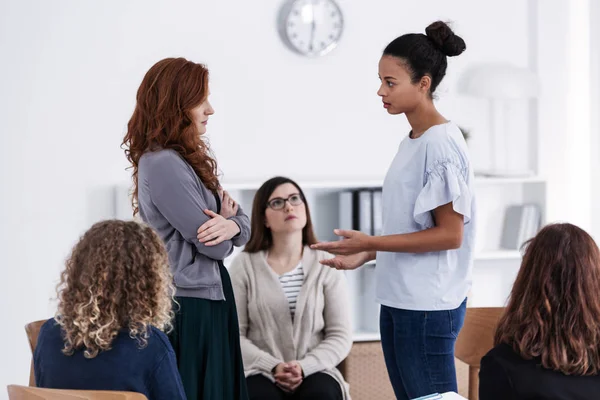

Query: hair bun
[425,21,466,57]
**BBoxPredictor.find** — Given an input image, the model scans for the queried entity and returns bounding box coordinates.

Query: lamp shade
[457,63,541,99]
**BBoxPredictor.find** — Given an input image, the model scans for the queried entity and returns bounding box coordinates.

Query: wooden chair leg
[28,358,36,387]
[468,366,479,400]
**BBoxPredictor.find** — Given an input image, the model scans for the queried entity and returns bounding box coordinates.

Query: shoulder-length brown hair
[122,57,219,215]
[244,177,317,253]
[55,220,175,359]
[495,222,600,375]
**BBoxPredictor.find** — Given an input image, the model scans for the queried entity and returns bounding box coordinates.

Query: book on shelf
[337,188,383,236]
[372,190,383,236]
[338,191,354,231]
[357,190,372,234]
[500,203,542,250]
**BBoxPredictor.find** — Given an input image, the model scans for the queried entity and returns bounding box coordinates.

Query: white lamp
[458,63,541,176]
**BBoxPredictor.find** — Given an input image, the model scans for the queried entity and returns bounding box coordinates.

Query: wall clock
[278,0,344,57]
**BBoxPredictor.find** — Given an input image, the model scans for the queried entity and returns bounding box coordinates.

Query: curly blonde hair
[55,220,175,359]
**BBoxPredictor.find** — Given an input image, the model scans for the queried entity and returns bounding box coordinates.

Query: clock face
[279,0,344,57]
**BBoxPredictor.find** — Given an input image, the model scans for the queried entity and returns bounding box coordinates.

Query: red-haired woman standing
[122,58,250,400]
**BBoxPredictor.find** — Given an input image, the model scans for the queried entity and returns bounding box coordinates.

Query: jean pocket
[448,301,467,339]
[448,310,459,339]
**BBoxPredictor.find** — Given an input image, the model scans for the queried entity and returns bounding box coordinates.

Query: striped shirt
[278,263,304,319]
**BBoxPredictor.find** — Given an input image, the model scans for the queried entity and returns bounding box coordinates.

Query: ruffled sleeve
[413,158,472,229]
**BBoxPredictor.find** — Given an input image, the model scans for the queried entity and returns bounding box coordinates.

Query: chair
[7,385,147,400]
[454,307,505,400]
[25,320,49,387]
[344,341,395,400]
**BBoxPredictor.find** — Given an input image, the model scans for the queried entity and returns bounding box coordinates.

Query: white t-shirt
[375,121,476,311]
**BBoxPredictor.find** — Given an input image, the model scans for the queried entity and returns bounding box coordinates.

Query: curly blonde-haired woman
[33,220,186,400]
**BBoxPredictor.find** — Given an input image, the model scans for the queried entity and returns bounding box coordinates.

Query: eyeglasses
[267,193,304,210]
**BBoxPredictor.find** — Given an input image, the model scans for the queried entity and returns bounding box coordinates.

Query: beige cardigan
[229,247,352,399]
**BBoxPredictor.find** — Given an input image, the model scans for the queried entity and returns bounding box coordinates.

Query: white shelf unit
[113,171,547,339]
[221,175,546,190]
[222,175,547,255]
[112,173,546,340]
[352,331,382,342]
[475,250,521,260]
[220,174,547,341]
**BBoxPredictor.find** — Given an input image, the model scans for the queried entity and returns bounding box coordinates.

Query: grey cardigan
[137,149,250,300]
[229,248,352,399]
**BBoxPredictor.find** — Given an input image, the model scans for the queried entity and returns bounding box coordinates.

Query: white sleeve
[413,144,473,229]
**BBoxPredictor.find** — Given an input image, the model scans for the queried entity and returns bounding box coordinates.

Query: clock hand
[309,0,316,52]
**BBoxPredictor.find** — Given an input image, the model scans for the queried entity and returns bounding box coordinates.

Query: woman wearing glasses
[229,176,352,400]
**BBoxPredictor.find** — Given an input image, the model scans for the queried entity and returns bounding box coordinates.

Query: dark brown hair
[244,177,317,253]
[122,57,219,215]
[495,223,600,375]
[55,220,175,359]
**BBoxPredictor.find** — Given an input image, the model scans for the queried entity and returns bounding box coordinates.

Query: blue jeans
[379,299,467,400]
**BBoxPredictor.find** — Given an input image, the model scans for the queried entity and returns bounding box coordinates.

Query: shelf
[222,175,546,191]
[352,331,381,342]
[475,250,522,261]
[474,175,546,185]
[222,178,385,191]
[354,252,521,264]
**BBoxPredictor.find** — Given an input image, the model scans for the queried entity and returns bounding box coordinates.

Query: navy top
[480,343,600,399]
[34,319,186,400]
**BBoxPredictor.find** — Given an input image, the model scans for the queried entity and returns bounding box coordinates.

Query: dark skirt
[168,264,249,400]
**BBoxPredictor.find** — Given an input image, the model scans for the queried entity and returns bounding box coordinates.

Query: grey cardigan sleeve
[146,154,233,260]
[228,206,250,248]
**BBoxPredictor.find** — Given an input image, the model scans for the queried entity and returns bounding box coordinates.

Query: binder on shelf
[372,189,383,236]
[338,191,354,231]
[338,189,379,236]
[500,204,542,250]
[356,190,373,235]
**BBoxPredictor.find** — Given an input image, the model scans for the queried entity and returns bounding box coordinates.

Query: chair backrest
[24,319,49,387]
[454,307,504,400]
[7,385,148,400]
[25,320,48,354]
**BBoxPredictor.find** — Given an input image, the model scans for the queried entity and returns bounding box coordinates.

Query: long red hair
[122,57,219,215]
[495,223,600,375]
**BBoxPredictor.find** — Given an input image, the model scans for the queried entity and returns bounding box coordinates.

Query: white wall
[0,0,584,394]
[537,0,595,232]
